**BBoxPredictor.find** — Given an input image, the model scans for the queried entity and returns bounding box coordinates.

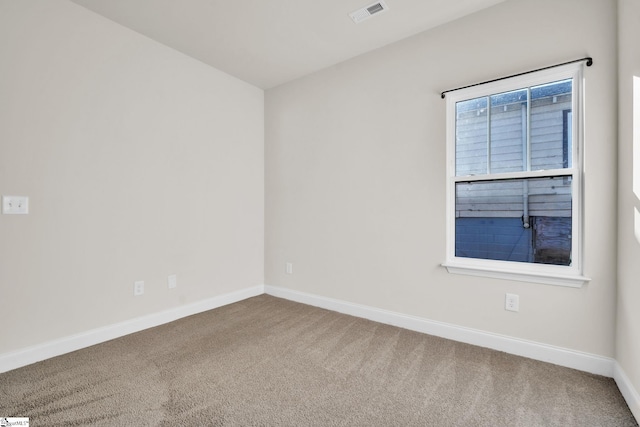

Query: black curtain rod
[440,57,593,99]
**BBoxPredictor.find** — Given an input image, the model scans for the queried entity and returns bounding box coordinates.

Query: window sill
[441,262,591,287]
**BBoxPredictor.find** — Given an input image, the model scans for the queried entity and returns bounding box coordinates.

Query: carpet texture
[0,294,637,426]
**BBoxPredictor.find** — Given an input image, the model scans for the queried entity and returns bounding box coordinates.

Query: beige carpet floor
[0,294,637,426]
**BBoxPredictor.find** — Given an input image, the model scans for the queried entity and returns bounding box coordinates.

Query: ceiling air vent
[349,1,389,24]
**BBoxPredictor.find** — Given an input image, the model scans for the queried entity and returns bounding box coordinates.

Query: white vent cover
[349,1,389,24]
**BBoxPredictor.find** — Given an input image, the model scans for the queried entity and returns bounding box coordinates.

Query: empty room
[1,0,639,425]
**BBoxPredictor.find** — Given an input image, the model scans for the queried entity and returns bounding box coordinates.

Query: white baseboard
[0,284,265,374]
[614,361,640,422]
[264,285,614,377]
[3,282,636,423]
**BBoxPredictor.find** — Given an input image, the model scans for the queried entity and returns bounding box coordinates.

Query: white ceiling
[70,0,506,89]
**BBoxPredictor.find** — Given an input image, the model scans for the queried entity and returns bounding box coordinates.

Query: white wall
[0,1,264,353]
[616,0,640,417]
[266,0,618,357]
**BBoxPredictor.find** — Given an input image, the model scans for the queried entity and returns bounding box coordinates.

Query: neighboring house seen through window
[443,63,589,287]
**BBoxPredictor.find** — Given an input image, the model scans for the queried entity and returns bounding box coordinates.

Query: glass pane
[490,89,527,173]
[455,176,572,265]
[456,97,487,176]
[530,79,572,170]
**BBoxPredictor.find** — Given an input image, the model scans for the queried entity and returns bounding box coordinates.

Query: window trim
[443,63,590,287]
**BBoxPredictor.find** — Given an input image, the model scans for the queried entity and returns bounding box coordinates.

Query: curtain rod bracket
[440,56,593,99]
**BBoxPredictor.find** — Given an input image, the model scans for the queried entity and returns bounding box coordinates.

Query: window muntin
[445,64,587,286]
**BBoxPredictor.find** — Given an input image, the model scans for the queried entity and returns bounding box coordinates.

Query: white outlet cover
[2,196,29,214]
[505,293,520,312]
[168,274,177,289]
[134,280,144,296]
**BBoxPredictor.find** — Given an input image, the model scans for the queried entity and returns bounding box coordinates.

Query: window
[443,63,589,287]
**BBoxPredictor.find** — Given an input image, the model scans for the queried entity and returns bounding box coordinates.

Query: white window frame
[442,63,590,287]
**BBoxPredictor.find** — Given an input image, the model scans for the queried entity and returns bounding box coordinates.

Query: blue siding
[456,217,532,262]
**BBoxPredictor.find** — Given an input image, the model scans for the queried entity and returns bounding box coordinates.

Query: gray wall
[266,0,618,357]
[617,0,640,417]
[0,1,264,352]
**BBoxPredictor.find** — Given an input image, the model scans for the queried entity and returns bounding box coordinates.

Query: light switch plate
[2,196,29,214]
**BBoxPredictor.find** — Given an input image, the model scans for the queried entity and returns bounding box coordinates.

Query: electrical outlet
[134,280,144,296]
[505,293,519,312]
[168,274,177,289]
[285,262,293,275]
